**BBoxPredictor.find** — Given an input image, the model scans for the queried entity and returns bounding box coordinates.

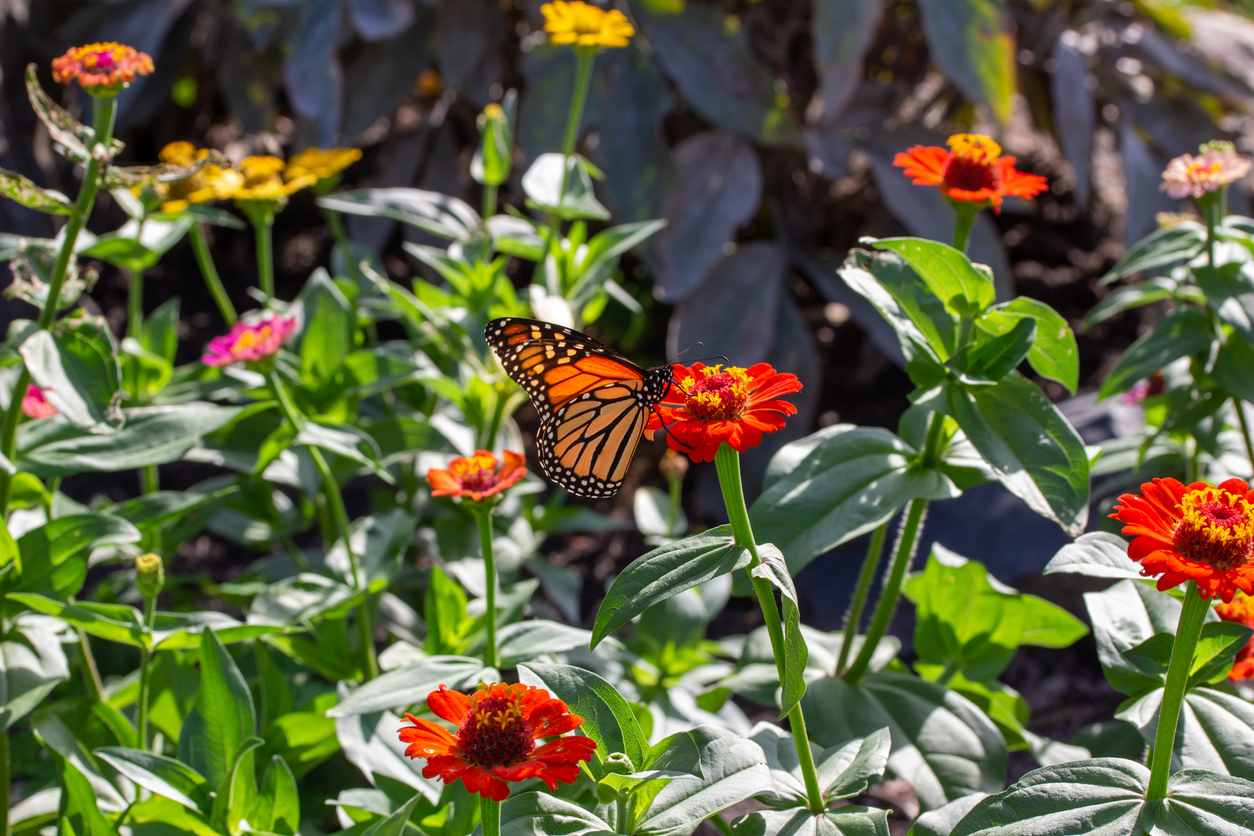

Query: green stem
[666,474,683,537]
[1201,190,1223,268]
[283,537,313,573]
[1234,397,1254,470]
[714,444,826,814]
[77,627,105,700]
[0,97,115,517]
[0,725,8,836]
[1145,581,1209,801]
[324,208,362,287]
[141,465,161,551]
[538,50,596,298]
[936,659,960,687]
[475,509,500,670]
[480,797,500,836]
[482,184,498,220]
[255,214,276,298]
[707,813,735,836]
[136,594,157,752]
[835,522,888,676]
[190,222,236,325]
[269,373,378,680]
[952,204,978,253]
[482,390,509,451]
[127,266,142,340]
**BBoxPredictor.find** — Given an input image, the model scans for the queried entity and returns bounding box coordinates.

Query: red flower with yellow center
[1110,477,1254,603]
[645,363,803,463]
[427,450,526,502]
[1216,591,1254,681]
[51,42,154,96]
[398,683,598,801]
[893,134,1048,213]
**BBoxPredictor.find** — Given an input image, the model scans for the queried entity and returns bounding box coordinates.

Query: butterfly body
[485,317,673,498]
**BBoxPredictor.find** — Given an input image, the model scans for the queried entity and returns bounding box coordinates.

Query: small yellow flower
[151,141,244,213]
[541,1,634,50]
[233,156,315,204]
[284,147,362,184]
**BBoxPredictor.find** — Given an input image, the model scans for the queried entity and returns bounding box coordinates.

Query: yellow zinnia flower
[151,141,243,213]
[284,147,362,184]
[233,156,315,203]
[541,1,634,50]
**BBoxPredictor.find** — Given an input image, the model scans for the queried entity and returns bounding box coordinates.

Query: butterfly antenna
[667,341,704,364]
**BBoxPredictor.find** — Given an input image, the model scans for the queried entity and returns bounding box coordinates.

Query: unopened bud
[135,553,164,600]
[659,449,689,483]
[471,91,515,188]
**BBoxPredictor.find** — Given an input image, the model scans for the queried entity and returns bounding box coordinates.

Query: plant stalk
[952,204,978,253]
[1145,581,1209,801]
[255,213,276,298]
[270,372,378,680]
[324,208,362,287]
[1234,397,1254,470]
[539,50,596,297]
[835,522,888,676]
[190,222,236,325]
[0,724,8,836]
[482,184,498,220]
[126,266,142,340]
[481,797,500,836]
[0,97,116,517]
[475,509,500,670]
[136,593,157,752]
[714,444,826,813]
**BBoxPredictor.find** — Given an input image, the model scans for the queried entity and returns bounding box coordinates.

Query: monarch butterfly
[485,317,674,498]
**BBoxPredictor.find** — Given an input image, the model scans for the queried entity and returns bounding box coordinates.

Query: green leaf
[423,565,470,655]
[179,629,257,788]
[0,613,71,730]
[249,573,364,626]
[244,756,300,836]
[942,373,1089,536]
[749,724,890,808]
[81,219,192,272]
[496,620,598,668]
[1151,770,1254,833]
[591,526,750,649]
[521,153,611,221]
[94,747,213,812]
[0,167,72,214]
[499,792,613,836]
[1099,222,1206,284]
[1117,686,1254,780]
[870,238,996,319]
[734,807,890,836]
[317,189,480,240]
[47,747,115,836]
[328,656,490,717]
[750,425,958,575]
[324,509,415,593]
[1211,333,1254,404]
[1043,532,1144,580]
[297,268,353,379]
[214,736,264,836]
[839,250,950,363]
[751,544,808,717]
[295,419,394,484]
[802,672,1007,810]
[1098,308,1213,399]
[518,662,648,774]
[24,65,121,163]
[1190,621,1254,684]
[8,594,144,646]
[962,317,1035,382]
[981,298,1079,393]
[13,514,139,600]
[20,316,121,430]
[1085,277,1179,327]
[361,793,424,836]
[915,0,1016,124]
[1084,580,1207,697]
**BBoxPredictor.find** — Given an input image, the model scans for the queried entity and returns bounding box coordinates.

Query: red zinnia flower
[1216,591,1254,681]
[1110,477,1254,603]
[427,450,527,502]
[645,363,802,463]
[21,385,57,420]
[398,683,598,801]
[893,133,1048,214]
[52,42,153,96]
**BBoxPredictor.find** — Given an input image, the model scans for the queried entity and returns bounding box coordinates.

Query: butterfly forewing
[485,317,673,498]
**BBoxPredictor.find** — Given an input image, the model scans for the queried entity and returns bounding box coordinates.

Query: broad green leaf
[258,699,339,780]
[750,544,808,716]
[20,317,121,431]
[1098,308,1213,399]
[1099,221,1205,284]
[324,509,416,593]
[981,298,1078,393]
[748,724,890,808]
[362,792,424,836]
[591,526,750,648]
[1117,686,1254,780]
[802,672,1006,810]
[214,736,263,836]
[1044,532,1143,580]
[125,796,216,836]
[81,219,192,272]
[0,167,71,214]
[94,747,213,812]
[297,268,353,379]
[1190,622,1254,684]
[179,629,257,788]
[244,756,300,836]
[423,565,470,655]
[844,249,959,360]
[751,425,957,575]
[915,0,1015,124]
[34,713,128,813]
[0,613,71,729]
[248,574,364,626]
[8,594,144,646]
[151,611,291,651]
[907,794,987,836]
[1211,332,1254,404]
[521,153,611,221]
[1085,277,1179,327]
[333,702,442,801]
[13,514,139,600]
[518,663,648,773]
[328,656,490,717]
[499,792,613,836]
[496,620,597,667]
[48,748,116,836]
[296,419,394,484]
[1149,770,1254,833]
[318,189,480,239]
[962,317,1034,382]
[870,238,996,319]
[942,374,1089,536]
[734,807,890,836]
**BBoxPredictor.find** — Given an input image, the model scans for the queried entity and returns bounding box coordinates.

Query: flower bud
[471,91,516,189]
[135,553,164,600]
[659,449,689,483]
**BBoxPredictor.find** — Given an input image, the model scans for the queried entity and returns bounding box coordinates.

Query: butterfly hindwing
[485,317,673,498]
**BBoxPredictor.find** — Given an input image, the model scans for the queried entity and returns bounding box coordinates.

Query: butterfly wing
[485,317,672,497]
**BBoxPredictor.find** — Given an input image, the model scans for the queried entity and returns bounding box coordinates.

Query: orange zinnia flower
[1216,591,1254,681]
[893,134,1047,214]
[1110,478,1254,603]
[52,42,153,96]
[645,363,803,463]
[427,450,526,502]
[398,683,598,801]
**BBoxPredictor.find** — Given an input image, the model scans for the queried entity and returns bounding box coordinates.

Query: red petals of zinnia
[427,449,527,501]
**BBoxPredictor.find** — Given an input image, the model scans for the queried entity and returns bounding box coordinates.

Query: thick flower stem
[126,265,143,339]
[481,797,501,836]
[190,222,236,325]
[482,184,498,219]
[835,522,888,676]
[475,508,500,670]
[952,204,978,253]
[270,373,379,680]
[324,208,362,287]
[1146,581,1210,802]
[136,593,157,751]
[255,214,276,298]
[0,725,8,836]
[0,96,116,518]
[1234,397,1254,469]
[714,444,826,814]
[540,50,596,296]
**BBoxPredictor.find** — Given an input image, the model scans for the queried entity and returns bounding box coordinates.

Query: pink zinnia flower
[1161,141,1252,200]
[202,315,296,367]
[21,385,57,419]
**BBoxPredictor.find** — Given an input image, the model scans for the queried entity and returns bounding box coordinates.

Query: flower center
[451,455,499,492]
[685,366,750,422]
[1172,489,1254,571]
[84,49,118,70]
[568,6,607,34]
[456,696,534,768]
[941,134,1004,193]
